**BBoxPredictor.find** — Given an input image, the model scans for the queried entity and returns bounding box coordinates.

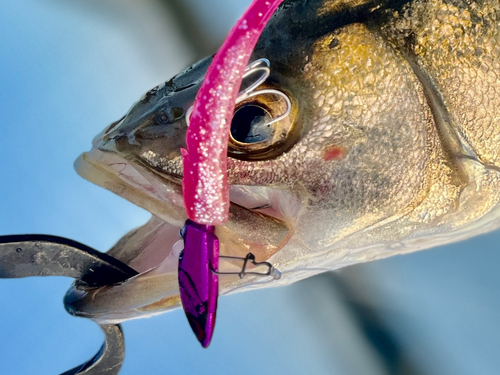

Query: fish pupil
[231,105,273,143]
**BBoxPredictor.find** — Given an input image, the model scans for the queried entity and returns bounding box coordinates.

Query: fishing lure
[177,221,219,348]
[178,0,286,347]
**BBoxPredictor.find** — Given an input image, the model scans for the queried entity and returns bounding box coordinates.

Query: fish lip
[71,139,296,322]
[80,130,295,259]
[76,140,295,242]
[90,135,290,225]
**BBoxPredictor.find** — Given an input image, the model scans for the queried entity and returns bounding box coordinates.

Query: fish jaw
[69,133,296,323]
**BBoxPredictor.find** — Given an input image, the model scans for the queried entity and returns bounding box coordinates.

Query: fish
[64,0,500,324]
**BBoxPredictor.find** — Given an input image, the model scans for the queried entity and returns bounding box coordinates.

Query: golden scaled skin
[233,0,500,269]
[68,0,500,322]
[384,0,500,166]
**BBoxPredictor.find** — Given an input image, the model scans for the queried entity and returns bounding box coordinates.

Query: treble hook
[235,58,292,127]
[185,58,292,129]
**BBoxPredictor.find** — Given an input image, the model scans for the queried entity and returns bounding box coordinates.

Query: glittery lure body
[182,0,285,225]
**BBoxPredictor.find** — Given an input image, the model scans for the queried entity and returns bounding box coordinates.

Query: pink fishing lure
[182,0,285,226]
[179,0,285,348]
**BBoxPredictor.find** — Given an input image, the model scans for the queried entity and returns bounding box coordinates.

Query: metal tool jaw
[0,234,139,375]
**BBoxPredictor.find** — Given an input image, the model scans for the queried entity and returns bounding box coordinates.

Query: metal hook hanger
[214,252,281,280]
[178,228,281,280]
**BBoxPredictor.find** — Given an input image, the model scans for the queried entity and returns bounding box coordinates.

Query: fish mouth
[67,133,294,324]
[79,131,295,239]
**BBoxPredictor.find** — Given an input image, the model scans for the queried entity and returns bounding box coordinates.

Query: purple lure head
[178,220,219,348]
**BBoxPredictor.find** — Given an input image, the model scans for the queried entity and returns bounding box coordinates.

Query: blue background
[1,1,499,374]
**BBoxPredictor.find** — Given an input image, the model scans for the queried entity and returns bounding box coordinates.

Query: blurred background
[0,0,499,374]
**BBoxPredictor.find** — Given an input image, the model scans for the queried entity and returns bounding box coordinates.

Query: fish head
[66,0,493,323]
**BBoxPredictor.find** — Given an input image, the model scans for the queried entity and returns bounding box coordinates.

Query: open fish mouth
[67,130,295,324]
[79,131,187,228]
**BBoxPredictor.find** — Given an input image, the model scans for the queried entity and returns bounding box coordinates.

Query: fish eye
[228,92,298,161]
[230,104,273,144]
